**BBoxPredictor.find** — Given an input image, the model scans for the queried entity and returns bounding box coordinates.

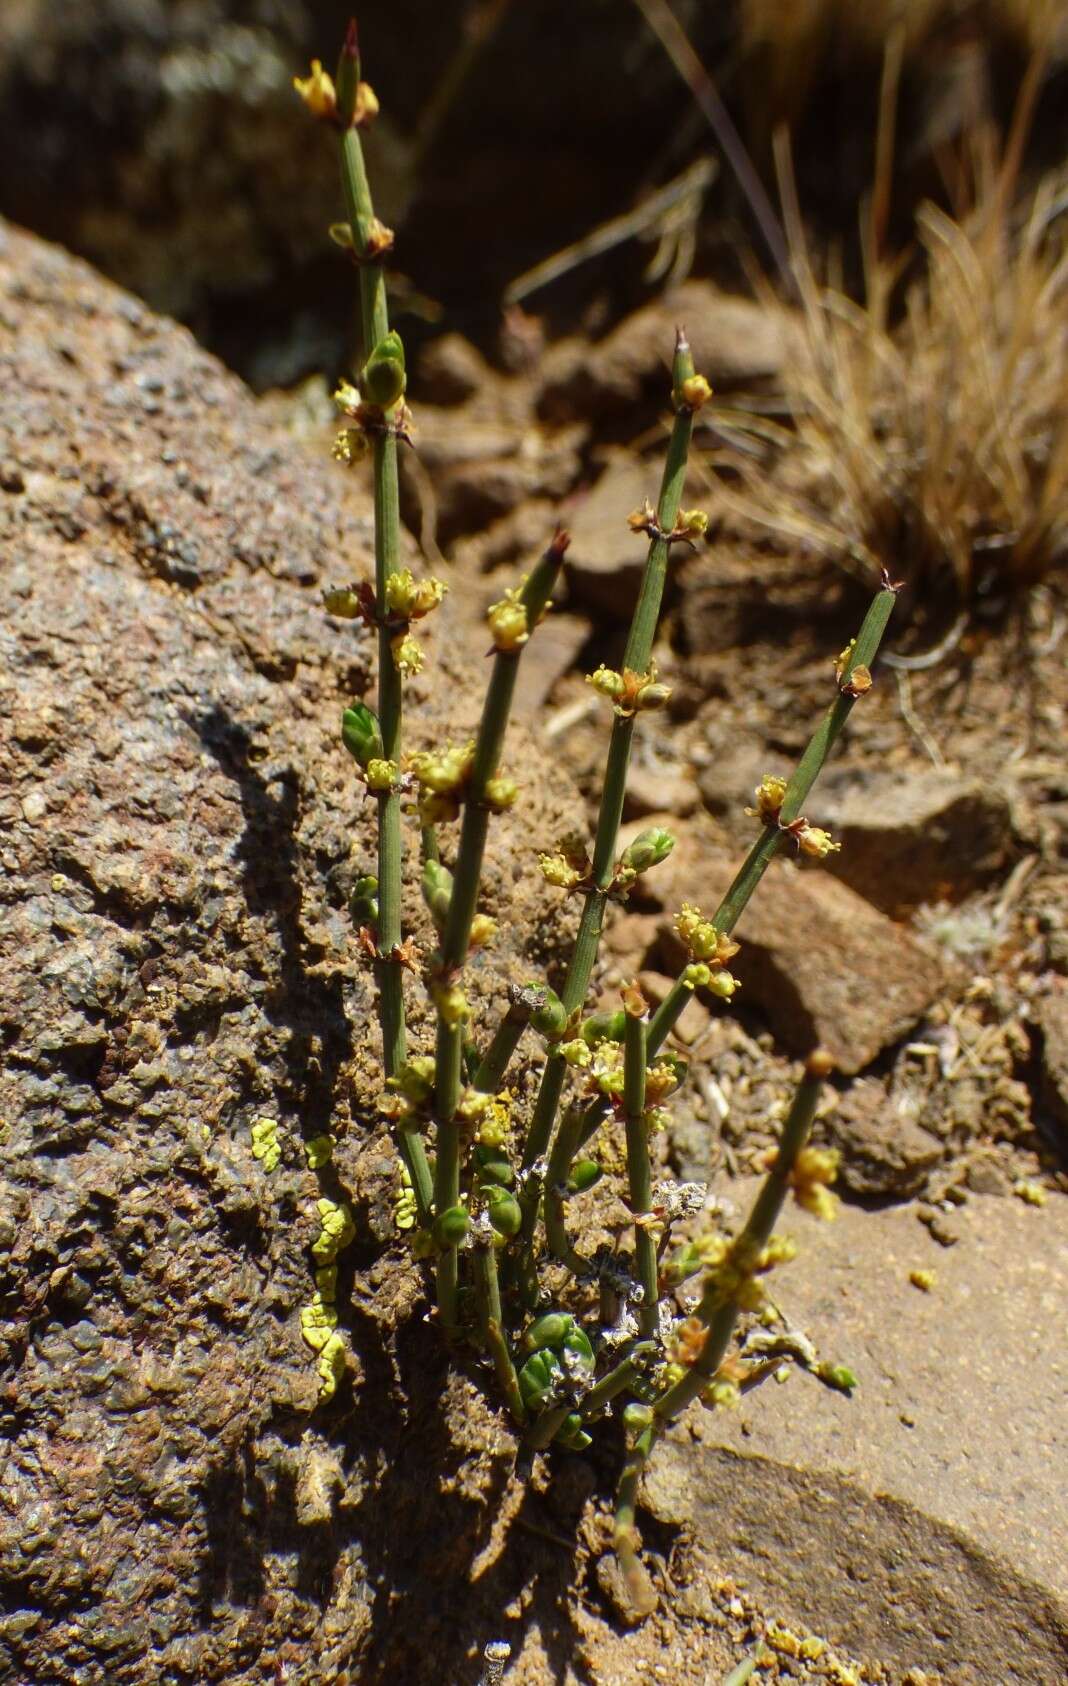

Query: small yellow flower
[705,969,739,1000]
[677,373,712,412]
[321,586,362,618]
[293,60,337,120]
[333,379,362,415]
[391,632,424,675]
[332,428,370,465]
[539,852,582,889]
[796,823,841,859]
[483,775,518,813]
[789,1144,840,1220]
[677,508,709,538]
[431,979,470,1028]
[487,589,530,652]
[410,741,474,794]
[586,665,625,702]
[384,569,446,621]
[364,758,398,791]
[746,773,789,824]
[469,914,498,949]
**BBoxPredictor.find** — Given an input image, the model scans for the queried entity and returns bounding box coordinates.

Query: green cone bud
[580,1009,626,1047]
[475,1145,514,1187]
[485,1186,522,1238]
[522,1312,573,1353]
[342,702,383,767]
[359,331,407,408]
[818,1361,858,1393]
[518,1348,562,1411]
[553,1412,592,1452]
[529,985,568,1039]
[623,1402,654,1433]
[561,1326,595,1370]
[567,1158,602,1194]
[434,1205,469,1248]
[620,826,676,875]
[349,874,378,923]
[421,858,453,931]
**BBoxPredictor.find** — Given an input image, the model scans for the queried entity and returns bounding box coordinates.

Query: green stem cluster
[647,587,897,1055]
[336,65,432,1223]
[432,537,568,1331]
[612,1053,830,1565]
[521,330,696,1209]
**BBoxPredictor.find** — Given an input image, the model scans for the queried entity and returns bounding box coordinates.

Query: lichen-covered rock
[0,221,575,1684]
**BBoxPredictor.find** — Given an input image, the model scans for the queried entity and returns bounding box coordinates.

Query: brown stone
[817,766,1016,914]
[537,280,797,424]
[642,1188,1068,1683]
[653,842,948,1074]
[826,1077,943,1198]
[1034,982,1068,1140]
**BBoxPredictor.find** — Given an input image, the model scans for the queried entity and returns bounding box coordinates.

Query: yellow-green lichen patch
[251,1116,281,1172]
[311,1197,355,1262]
[304,1133,334,1169]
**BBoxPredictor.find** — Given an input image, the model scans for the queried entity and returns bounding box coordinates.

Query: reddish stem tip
[343,17,359,57]
[550,526,572,558]
[674,324,689,353]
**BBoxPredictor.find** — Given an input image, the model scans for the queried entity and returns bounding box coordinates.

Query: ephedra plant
[294,22,899,1611]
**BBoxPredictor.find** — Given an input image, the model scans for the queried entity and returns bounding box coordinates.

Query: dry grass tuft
[711,164,1068,605]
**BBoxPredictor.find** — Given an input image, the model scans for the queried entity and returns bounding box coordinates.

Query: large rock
[0,221,579,1686]
[645,825,949,1074]
[1034,981,1068,1143]
[817,765,1017,914]
[537,280,797,425]
[643,1189,1068,1683]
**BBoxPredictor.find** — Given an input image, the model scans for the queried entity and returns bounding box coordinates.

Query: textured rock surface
[0,220,577,1685]
[825,1076,943,1197]
[645,1189,1068,1682]
[1034,981,1068,1140]
[817,766,1017,914]
[648,827,948,1074]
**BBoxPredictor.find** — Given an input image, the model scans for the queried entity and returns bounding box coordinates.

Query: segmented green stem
[433,537,568,1329]
[338,81,431,1223]
[578,1343,657,1422]
[647,586,898,1056]
[623,1012,658,1338]
[521,333,697,1186]
[474,986,540,1093]
[473,1241,527,1426]
[544,1108,585,1269]
[611,1053,830,1592]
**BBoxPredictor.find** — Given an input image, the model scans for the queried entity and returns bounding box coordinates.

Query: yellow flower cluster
[384,569,447,621]
[789,1144,841,1220]
[586,662,671,717]
[673,904,741,997]
[747,773,789,825]
[486,585,531,653]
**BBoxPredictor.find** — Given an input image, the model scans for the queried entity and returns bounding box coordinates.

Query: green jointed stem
[441,534,569,974]
[646,586,898,1057]
[338,60,430,1222]
[623,1012,658,1339]
[433,536,568,1325]
[474,988,539,1093]
[578,1343,657,1421]
[473,1242,526,1426]
[544,1108,585,1269]
[611,1053,830,1583]
[522,332,697,1176]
